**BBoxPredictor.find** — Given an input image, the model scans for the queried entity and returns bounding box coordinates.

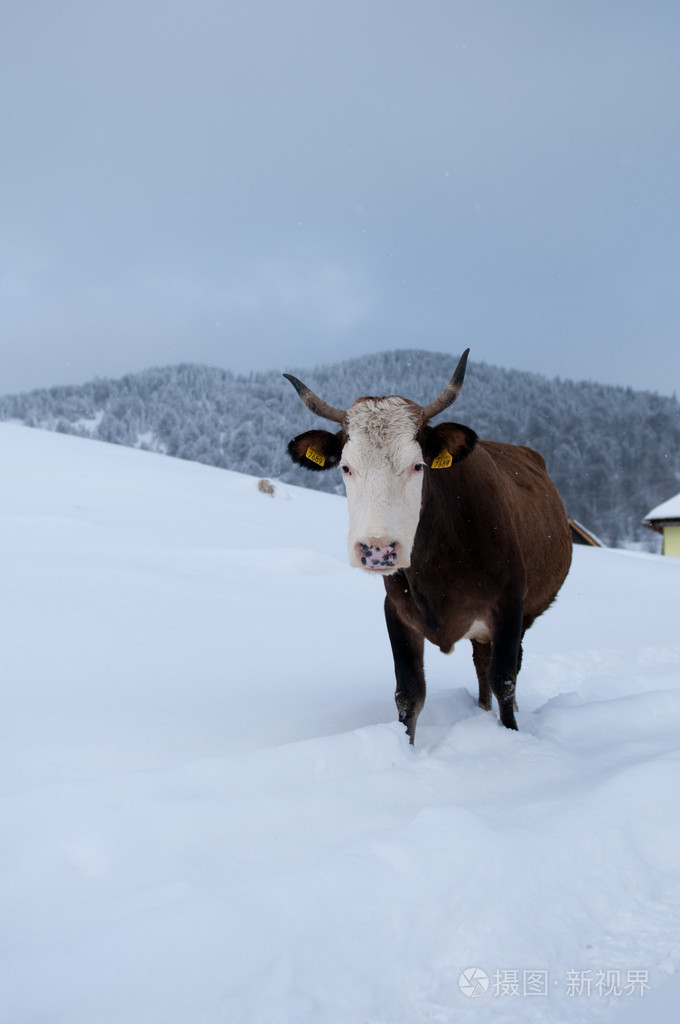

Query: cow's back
[474,439,572,619]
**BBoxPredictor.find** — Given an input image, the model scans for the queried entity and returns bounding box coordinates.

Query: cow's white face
[285,352,476,575]
[341,397,425,574]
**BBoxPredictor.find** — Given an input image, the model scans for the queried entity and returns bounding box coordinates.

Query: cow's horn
[283,373,346,423]
[420,348,470,421]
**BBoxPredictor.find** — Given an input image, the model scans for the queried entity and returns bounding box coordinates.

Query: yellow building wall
[663,525,680,557]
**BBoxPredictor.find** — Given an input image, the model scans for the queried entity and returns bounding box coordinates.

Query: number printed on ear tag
[431,449,453,469]
[305,446,326,467]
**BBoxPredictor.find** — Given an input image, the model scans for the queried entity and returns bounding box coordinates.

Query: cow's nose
[355,540,401,569]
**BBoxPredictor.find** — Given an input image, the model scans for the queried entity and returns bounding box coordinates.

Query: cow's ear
[421,422,478,468]
[287,429,344,471]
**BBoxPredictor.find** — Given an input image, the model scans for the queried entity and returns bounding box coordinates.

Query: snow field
[1,423,679,1023]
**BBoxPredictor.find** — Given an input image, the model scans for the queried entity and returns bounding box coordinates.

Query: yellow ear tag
[431,448,453,469]
[305,446,326,467]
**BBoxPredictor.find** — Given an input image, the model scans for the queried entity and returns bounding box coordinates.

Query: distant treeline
[2,349,679,549]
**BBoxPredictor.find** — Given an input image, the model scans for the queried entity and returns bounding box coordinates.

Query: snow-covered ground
[1,423,679,1024]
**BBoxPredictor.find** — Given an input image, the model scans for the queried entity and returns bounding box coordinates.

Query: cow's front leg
[489,605,524,730]
[384,595,425,744]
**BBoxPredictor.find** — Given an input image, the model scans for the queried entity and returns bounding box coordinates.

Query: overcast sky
[2,0,679,396]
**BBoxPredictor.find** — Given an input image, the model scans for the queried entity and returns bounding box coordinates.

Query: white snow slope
[1,423,679,1024]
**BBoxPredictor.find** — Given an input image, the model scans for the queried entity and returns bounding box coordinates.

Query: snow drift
[1,423,679,1023]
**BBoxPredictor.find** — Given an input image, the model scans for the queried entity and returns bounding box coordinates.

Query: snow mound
[1,424,679,1023]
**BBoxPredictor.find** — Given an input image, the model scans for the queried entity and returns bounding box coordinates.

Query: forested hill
[2,349,679,549]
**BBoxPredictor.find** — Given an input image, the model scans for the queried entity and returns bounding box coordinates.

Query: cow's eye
[341,464,352,475]
[413,462,425,473]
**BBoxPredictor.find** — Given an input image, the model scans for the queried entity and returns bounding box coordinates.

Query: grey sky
[2,0,679,395]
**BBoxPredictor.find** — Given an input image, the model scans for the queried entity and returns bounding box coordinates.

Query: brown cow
[284,350,572,741]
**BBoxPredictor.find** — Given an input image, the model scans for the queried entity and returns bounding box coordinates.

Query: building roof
[568,518,604,547]
[644,491,680,523]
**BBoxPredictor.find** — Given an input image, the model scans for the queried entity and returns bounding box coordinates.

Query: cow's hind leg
[472,638,520,715]
[471,640,492,711]
[384,596,425,744]
[488,606,524,730]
